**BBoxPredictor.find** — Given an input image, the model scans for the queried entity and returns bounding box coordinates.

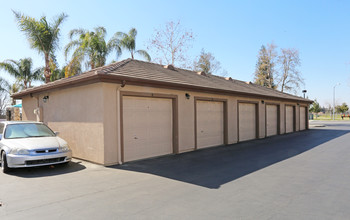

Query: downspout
[116,80,126,164]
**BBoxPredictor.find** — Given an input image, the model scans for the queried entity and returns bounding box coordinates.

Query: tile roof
[13,59,311,103]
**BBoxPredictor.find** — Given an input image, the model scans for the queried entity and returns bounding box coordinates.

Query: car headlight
[58,145,70,152]
[10,148,30,155]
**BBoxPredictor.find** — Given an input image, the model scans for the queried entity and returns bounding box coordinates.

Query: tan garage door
[285,106,294,133]
[300,107,306,130]
[196,100,224,149]
[266,105,278,137]
[123,96,173,162]
[239,103,257,141]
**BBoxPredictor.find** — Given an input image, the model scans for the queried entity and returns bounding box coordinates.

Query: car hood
[2,136,67,150]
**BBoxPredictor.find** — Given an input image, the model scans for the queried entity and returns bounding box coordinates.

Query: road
[1,120,350,219]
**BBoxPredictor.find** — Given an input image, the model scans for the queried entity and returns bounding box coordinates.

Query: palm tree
[112,28,151,61]
[0,58,42,89]
[13,11,67,83]
[64,26,121,72]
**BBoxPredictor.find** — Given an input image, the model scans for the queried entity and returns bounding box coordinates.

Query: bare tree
[277,48,303,93]
[148,21,194,68]
[193,49,227,76]
[0,93,8,116]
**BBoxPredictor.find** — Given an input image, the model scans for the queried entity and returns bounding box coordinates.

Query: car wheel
[1,152,10,173]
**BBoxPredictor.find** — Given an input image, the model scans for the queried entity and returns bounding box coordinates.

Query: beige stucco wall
[22,96,38,121]
[21,82,309,165]
[22,83,106,164]
[101,83,119,165]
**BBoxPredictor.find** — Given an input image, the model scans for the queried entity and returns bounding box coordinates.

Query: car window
[4,123,55,139]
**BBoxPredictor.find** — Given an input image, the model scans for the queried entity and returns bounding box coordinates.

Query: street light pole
[333,83,340,120]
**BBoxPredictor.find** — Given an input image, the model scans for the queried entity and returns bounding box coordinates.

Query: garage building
[12,59,312,165]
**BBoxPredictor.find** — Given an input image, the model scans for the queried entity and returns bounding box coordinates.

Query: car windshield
[4,123,55,139]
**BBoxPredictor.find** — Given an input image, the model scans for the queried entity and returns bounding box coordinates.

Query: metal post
[302,90,307,99]
[333,83,340,120]
[333,85,335,120]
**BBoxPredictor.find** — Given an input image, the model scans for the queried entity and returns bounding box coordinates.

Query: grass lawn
[312,114,350,120]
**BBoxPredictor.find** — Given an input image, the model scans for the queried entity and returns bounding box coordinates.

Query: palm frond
[68,28,86,40]
[52,12,68,34]
[136,50,151,62]
[107,38,122,59]
[129,28,137,38]
[32,67,44,81]
[0,61,20,77]
[113,32,128,39]
[64,40,81,60]
[95,26,107,38]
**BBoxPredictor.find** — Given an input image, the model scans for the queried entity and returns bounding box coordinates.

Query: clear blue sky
[0,0,349,107]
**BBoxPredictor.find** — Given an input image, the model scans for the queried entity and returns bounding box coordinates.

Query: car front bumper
[6,150,72,168]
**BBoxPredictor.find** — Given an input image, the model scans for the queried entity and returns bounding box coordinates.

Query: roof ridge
[95,58,132,74]
[129,59,200,74]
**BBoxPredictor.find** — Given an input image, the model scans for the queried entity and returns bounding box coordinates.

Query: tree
[148,20,194,67]
[48,56,65,81]
[277,48,303,93]
[112,28,151,61]
[0,78,11,113]
[309,99,321,118]
[0,77,9,94]
[14,11,67,83]
[335,103,349,114]
[193,49,225,75]
[65,26,121,73]
[7,83,21,106]
[0,58,41,89]
[253,43,277,89]
[0,93,8,116]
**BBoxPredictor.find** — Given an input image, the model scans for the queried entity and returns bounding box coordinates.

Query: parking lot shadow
[5,161,86,178]
[111,128,350,189]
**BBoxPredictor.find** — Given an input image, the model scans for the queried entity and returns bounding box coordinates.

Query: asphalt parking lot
[1,120,350,220]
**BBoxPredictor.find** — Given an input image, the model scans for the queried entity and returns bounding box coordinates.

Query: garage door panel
[266,105,278,137]
[286,106,294,133]
[300,107,306,130]
[197,101,224,149]
[123,96,173,162]
[239,103,257,141]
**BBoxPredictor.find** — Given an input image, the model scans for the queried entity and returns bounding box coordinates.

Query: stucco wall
[22,83,106,164]
[22,96,38,121]
[101,83,119,165]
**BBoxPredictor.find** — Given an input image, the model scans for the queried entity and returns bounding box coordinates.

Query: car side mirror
[54,131,60,136]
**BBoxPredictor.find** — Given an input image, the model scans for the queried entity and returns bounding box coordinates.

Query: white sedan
[0,121,72,173]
